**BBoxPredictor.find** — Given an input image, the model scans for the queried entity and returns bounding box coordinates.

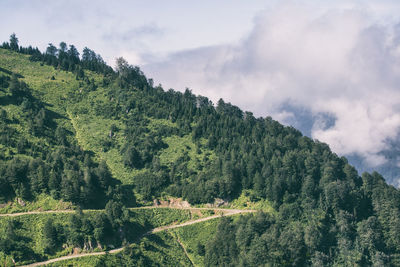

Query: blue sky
[1,0,400,184]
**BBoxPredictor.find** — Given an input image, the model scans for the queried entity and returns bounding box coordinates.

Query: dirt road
[19,208,255,267]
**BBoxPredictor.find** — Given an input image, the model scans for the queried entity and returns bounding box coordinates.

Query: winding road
[12,207,255,267]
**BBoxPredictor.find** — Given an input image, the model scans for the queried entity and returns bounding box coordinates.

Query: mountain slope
[1,38,400,266]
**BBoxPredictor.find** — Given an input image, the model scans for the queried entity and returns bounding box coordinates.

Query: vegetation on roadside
[172,218,221,266]
[0,206,204,265]
[47,231,192,267]
[0,193,74,214]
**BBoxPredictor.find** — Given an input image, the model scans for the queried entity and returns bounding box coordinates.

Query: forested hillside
[1,34,400,266]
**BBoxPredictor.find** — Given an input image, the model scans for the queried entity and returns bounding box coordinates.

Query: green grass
[0,48,134,187]
[44,207,220,267]
[68,110,136,185]
[138,232,192,266]
[0,49,80,120]
[47,231,192,267]
[0,48,216,198]
[64,69,136,186]
[229,189,276,214]
[39,208,221,267]
[129,207,214,228]
[0,212,74,265]
[0,48,220,211]
[0,194,74,214]
[46,254,107,267]
[1,48,139,185]
[130,208,193,228]
[148,117,177,130]
[170,212,259,267]
[159,134,216,172]
[0,56,55,160]
[148,117,217,174]
[0,207,213,265]
[0,48,85,159]
[171,217,221,267]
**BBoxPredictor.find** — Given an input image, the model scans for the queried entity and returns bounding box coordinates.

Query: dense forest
[1,34,400,266]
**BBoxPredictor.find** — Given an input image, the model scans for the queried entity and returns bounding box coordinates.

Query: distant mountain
[280,104,400,187]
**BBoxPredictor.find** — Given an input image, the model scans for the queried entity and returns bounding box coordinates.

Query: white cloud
[143,2,400,168]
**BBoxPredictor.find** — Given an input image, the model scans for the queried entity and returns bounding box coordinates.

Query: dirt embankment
[153,198,191,208]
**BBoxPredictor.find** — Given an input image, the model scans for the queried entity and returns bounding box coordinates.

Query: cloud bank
[143,3,400,179]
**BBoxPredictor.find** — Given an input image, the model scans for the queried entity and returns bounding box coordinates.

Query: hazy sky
[1,0,400,183]
[0,0,274,63]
